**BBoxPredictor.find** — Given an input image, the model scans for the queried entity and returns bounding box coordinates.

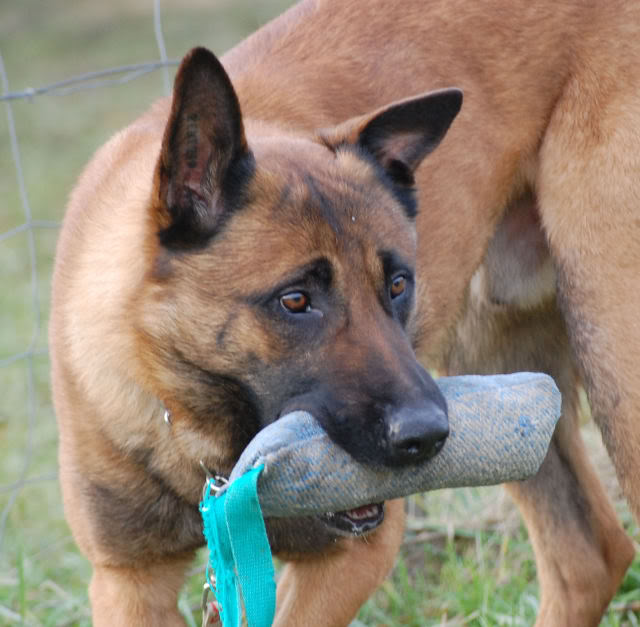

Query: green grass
[1,1,639,625]
[359,517,640,626]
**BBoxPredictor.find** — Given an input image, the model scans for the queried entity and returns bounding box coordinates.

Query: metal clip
[199,460,228,501]
[199,460,214,481]
[201,581,221,627]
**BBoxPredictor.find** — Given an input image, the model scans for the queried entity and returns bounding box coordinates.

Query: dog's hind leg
[450,309,633,625]
[447,209,634,624]
[273,499,405,626]
[538,68,640,520]
[505,395,633,625]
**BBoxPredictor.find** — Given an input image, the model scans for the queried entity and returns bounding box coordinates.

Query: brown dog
[50,0,639,625]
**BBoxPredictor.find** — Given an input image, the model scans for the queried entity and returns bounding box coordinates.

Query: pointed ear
[319,89,462,186]
[153,47,252,249]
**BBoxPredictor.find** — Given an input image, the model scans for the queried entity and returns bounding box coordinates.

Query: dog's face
[135,48,461,533]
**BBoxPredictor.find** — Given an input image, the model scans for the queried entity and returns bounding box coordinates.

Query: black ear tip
[178,47,224,80]
[183,46,218,64]
[441,87,464,115]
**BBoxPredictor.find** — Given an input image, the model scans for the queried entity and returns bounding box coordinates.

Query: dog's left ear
[320,89,462,186]
[152,47,252,249]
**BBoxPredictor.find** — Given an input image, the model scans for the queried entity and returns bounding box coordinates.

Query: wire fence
[0,2,178,619]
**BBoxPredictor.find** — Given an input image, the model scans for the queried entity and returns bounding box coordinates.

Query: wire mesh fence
[0,55,181,547]
[0,3,179,622]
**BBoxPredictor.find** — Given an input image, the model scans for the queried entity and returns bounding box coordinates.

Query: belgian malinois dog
[51,0,639,624]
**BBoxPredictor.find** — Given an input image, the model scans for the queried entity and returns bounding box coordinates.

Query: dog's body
[51,0,640,624]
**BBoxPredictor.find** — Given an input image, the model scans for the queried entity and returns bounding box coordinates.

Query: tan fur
[51,0,640,624]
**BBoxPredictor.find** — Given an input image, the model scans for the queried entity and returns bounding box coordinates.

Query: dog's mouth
[319,502,385,536]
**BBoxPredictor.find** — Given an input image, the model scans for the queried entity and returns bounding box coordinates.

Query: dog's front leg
[89,554,194,627]
[274,499,405,626]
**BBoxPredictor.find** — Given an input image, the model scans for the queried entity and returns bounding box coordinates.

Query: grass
[1,1,639,625]
[361,512,640,626]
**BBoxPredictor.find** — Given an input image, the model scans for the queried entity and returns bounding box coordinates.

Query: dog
[50,0,640,624]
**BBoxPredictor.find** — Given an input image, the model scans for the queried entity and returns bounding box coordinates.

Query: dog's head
[137,48,461,533]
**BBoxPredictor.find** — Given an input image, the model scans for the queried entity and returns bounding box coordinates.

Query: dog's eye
[390,275,407,299]
[280,291,310,314]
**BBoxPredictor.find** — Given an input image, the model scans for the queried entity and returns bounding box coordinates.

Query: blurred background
[1,1,639,624]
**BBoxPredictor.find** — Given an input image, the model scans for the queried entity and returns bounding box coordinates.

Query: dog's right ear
[152,47,252,249]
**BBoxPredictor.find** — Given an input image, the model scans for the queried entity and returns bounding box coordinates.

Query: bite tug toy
[199,372,561,627]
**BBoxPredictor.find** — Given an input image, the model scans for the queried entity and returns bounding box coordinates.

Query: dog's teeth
[347,505,377,520]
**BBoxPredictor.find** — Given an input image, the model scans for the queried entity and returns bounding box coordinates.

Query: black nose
[385,403,449,466]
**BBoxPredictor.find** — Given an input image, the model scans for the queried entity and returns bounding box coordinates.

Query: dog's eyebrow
[302,173,344,237]
[284,257,333,288]
[246,257,333,304]
[379,249,413,277]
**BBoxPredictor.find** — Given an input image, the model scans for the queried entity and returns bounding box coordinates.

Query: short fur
[51,0,639,624]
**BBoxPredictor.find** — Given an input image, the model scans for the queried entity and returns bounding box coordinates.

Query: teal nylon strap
[225,466,276,626]
[210,485,239,627]
[199,465,276,627]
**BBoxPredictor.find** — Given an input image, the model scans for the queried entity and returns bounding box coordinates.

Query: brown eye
[280,291,310,313]
[390,275,407,299]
